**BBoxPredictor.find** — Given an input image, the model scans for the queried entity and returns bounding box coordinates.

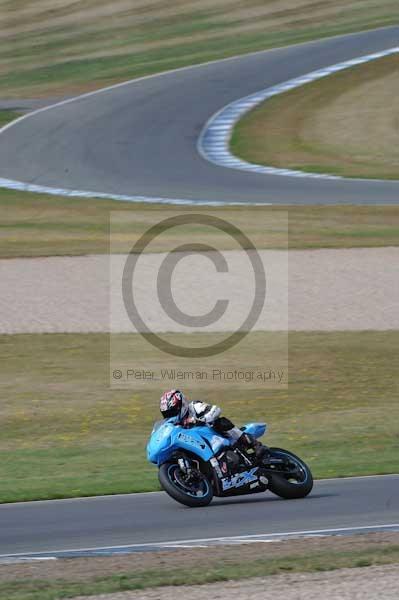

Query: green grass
[231,53,399,179]
[1,331,398,503]
[0,110,20,127]
[1,188,399,257]
[1,1,399,97]
[2,545,399,599]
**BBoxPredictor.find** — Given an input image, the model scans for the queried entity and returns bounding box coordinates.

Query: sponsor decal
[177,432,206,450]
[222,467,258,491]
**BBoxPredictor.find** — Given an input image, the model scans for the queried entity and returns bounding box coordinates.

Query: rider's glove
[182,416,197,428]
[191,402,221,424]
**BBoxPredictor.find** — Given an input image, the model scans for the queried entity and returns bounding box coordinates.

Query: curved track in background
[1,26,399,204]
[1,476,398,557]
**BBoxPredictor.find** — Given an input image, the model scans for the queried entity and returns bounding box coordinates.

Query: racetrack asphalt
[1,475,398,557]
[1,26,399,204]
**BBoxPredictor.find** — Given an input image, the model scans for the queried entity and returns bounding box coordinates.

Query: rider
[159,389,267,459]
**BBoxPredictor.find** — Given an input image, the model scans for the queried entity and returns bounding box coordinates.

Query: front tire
[267,447,313,499]
[159,462,213,507]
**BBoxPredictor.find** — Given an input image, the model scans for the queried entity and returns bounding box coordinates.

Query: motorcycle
[146,418,313,507]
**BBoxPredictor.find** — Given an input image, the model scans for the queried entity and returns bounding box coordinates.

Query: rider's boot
[236,433,269,461]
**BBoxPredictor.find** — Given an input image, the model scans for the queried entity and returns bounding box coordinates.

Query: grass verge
[1,188,399,257]
[0,110,20,128]
[1,542,399,599]
[231,54,399,179]
[1,331,398,503]
[1,2,399,98]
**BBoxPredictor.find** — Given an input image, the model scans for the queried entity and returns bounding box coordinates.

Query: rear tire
[159,462,213,507]
[267,447,313,499]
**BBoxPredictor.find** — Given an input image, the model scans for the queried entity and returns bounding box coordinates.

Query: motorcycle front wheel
[159,462,213,507]
[266,447,313,499]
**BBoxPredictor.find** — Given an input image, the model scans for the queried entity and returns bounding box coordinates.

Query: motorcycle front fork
[178,456,192,476]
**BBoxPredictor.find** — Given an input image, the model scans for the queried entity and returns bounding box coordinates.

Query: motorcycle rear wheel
[266,447,313,499]
[159,462,213,507]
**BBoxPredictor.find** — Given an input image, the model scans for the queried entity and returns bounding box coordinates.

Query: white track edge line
[0,177,269,207]
[198,46,399,181]
[2,523,399,558]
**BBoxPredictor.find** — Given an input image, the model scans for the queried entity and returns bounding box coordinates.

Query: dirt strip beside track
[0,248,398,333]
[71,564,399,600]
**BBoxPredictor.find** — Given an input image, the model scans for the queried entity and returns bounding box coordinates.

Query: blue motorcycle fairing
[147,419,239,466]
[241,422,267,439]
[147,420,230,466]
